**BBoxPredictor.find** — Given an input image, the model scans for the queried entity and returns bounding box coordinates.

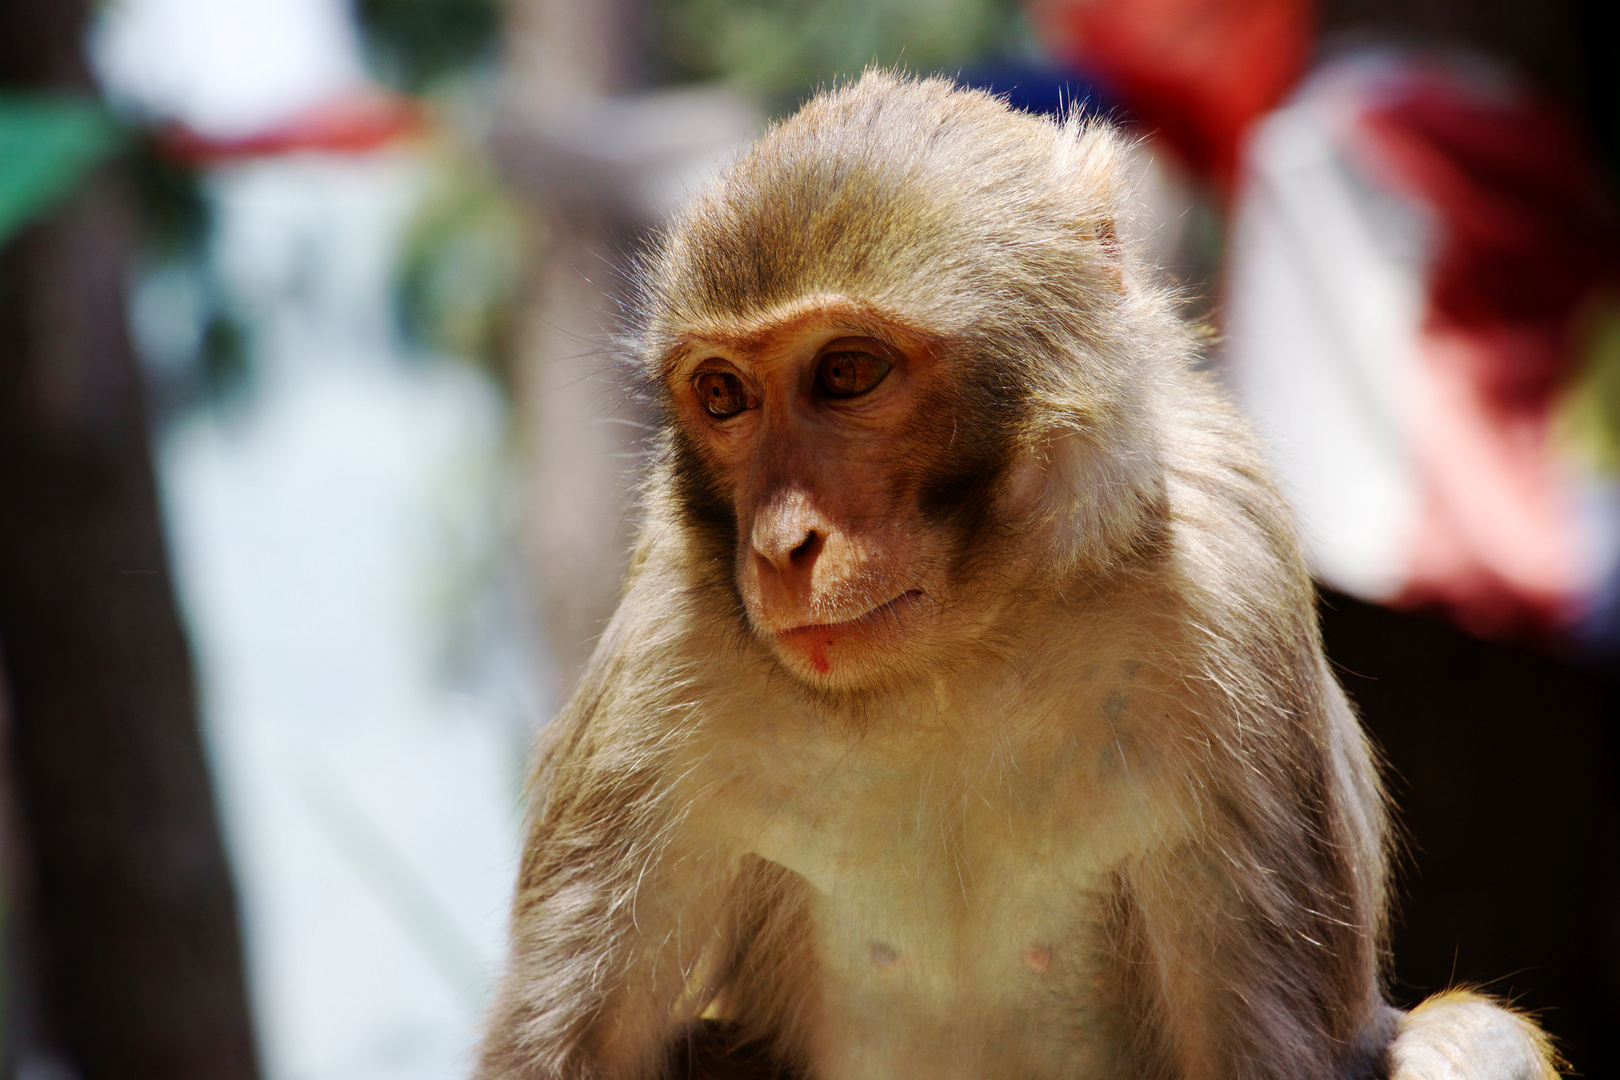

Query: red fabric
[1355,79,1620,638]
[157,89,425,165]
[1036,0,1310,188]
[1361,84,1619,407]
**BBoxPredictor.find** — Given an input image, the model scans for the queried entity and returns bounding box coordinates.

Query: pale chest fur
[673,650,1195,1079]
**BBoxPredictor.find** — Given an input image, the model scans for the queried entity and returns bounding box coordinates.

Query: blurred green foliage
[356,0,501,92]
[1558,300,1620,475]
[353,0,1027,102]
[129,144,257,416]
[131,142,209,255]
[357,0,1030,378]
[652,0,1028,107]
[398,133,532,377]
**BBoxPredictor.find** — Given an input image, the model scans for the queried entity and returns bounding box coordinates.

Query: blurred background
[0,0,1615,1077]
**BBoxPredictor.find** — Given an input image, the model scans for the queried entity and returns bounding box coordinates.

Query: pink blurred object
[1224,51,1620,643]
[1364,81,1619,635]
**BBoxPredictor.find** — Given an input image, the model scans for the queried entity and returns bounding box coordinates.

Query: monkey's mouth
[773,590,927,673]
[778,590,925,634]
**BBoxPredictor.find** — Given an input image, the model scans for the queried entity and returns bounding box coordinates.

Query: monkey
[476,71,1560,1080]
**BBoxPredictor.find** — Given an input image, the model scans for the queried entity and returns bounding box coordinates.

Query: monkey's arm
[1110,649,1397,1078]
[475,636,731,1080]
[475,760,669,1076]
[1124,690,1557,1080]
[1122,837,1393,1080]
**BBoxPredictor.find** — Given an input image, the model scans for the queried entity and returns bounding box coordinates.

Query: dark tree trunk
[0,3,261,1078]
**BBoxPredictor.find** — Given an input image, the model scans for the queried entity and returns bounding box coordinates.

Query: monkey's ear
[1005,407,1163,578]
[1086,218,1126,296]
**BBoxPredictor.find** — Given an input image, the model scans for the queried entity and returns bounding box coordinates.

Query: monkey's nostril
[788,531,823,569]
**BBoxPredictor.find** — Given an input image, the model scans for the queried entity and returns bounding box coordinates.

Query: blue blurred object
[958,62,1114,119]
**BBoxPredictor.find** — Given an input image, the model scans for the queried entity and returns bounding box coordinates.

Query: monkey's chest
[710,719,1165,1080]
[798,842,1123,1080]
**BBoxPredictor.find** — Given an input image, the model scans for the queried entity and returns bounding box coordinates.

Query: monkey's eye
[815,349,891,398]
[694,370,750,418]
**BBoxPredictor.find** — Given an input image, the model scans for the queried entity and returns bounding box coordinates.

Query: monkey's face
[664,297,1021,688]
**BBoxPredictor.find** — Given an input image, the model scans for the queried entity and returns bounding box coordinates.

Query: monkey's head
[635,72,1176,689]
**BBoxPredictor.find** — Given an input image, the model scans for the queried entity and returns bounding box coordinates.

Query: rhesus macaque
[479,73,1559,1080]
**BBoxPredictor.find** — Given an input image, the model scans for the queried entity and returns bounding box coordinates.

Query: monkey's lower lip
[776,590,926,638]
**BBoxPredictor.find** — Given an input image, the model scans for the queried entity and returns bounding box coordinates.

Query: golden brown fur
[477,72,1559,1080]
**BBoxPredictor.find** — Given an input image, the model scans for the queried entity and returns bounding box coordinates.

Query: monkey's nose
[754,528,824,578]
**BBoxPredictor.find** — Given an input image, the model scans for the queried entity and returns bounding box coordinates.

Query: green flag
[0,94,124,246]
